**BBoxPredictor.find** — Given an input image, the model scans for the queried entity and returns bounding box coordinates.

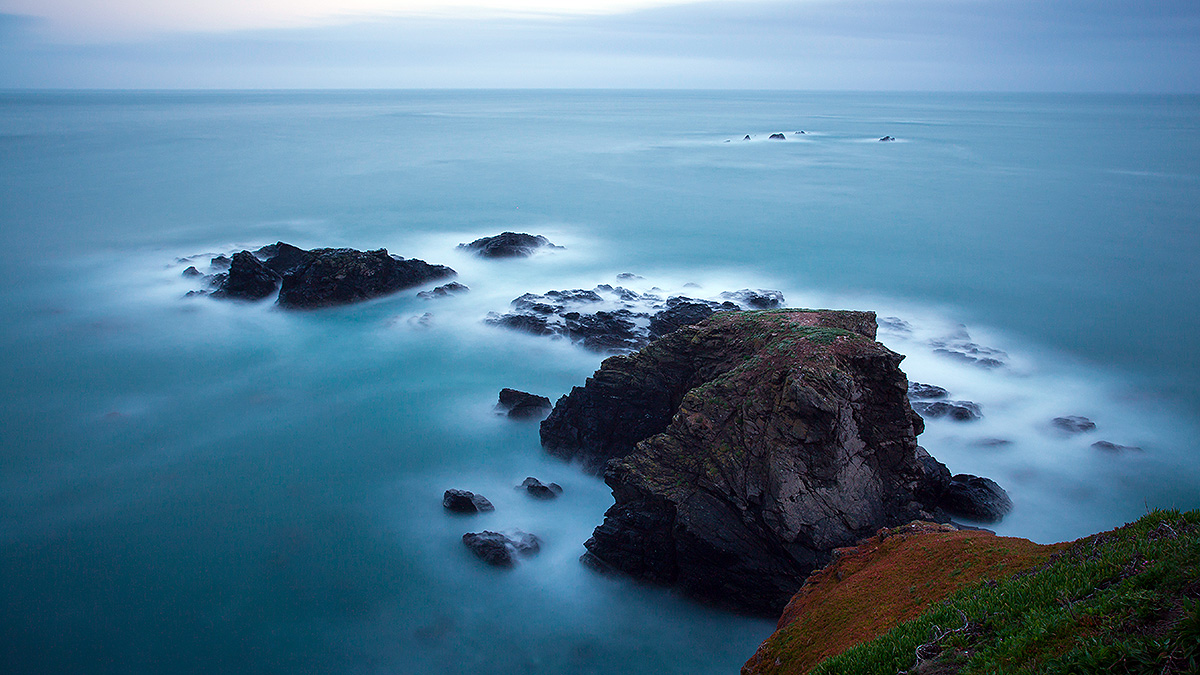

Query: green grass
[807,509,1200,675]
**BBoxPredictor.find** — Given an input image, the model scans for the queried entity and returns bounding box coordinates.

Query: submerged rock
[462,530,541,567]
[496,389,552,420]
[443,489,495,513]
[1053,416,1097,433]
[551,309,965,615]
[457,232,562,258]
[516,477,563,499]
[930,327,1007,368]
[1092,440,1141,453]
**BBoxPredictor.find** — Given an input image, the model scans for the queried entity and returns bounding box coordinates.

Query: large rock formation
[546,310,967,615]
[207,242,455,309]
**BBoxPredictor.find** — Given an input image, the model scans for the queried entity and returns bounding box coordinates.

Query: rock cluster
[443,489,495,513]
[486,285,785,353]
[541,309,995,615]
[461,531,541,567]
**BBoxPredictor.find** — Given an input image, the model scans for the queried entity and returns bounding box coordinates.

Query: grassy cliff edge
[744,510,1200,675]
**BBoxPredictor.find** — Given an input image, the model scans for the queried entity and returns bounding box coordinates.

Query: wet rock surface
[911,400,982,422]
[939,474,1013,522]
[907,382,949,400]
[548,309,978,615]
[496,389,552,420]
[457,232,562,258]
[417,282,469,299]
[443,489,495,513]
[461,530,541,567]
[212,251,280,301]
[486,284,785,353]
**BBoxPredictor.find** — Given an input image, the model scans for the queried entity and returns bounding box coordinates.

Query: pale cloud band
[1,0,1197,90]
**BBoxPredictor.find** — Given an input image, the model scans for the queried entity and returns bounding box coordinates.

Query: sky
[1,0,1198,90]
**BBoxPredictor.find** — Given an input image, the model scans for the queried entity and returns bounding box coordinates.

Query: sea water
[1,90,1198,674]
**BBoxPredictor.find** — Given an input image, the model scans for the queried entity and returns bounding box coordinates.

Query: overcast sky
[1,0,1198,90]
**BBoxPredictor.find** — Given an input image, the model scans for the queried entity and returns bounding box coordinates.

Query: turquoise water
[1,91,1198,674]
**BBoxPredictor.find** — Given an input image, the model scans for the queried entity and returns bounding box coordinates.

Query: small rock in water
[743,135,751,140]
[616,272,644,281]
[769,133,786,140]
[443,489,495,513]
[496,389,552,420]
[417,282,469,299]
[516,477,563,499]
[973,438,1013,447]
[457,232,562,258]
[907,382,949,400]
[181,266,202,278]
[879,136,895,142]
[912,400,982,421]
[1092,440,1142,453]
[210,255,232,269]
[1052,416,1096,433]
[462,530,541,567]
[939,474,1013,522]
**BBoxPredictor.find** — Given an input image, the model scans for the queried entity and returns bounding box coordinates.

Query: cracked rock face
[558,310,951,615]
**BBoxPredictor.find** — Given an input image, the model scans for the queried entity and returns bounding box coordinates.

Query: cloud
[2,0,1198,91]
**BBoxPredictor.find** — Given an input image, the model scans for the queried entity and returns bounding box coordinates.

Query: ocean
[1,90,1198,674]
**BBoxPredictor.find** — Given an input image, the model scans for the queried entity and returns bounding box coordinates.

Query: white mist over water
[2,91,1198,674]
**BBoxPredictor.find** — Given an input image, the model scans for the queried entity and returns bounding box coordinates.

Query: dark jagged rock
[939,474,1012,522]
[743,135,751,140]
[496,389,552,420]
[907,382,949,400]
[442,489,495,513]
[565,310,961,615]
[277,248,455,309]
[769,133,786,140]
[930,327,1007,368]
[912,400,982,422]
[195,242,455,309]
[648,299,715,339]
[255,242,315,277]
[417,282,470,299]
[210,255,232,269]
[212,251,281,301]
[1092,440,1143,453]
[516,477,563,499]
[541,309,881,473]
[457,232,562,258]
[486,284,786,354]
[879,136,895,142]
[1053,416,1096,433]
[462,530,541,567]
[182,266,202,278]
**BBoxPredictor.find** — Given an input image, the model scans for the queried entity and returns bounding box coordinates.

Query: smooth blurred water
[1,90,1198,674]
